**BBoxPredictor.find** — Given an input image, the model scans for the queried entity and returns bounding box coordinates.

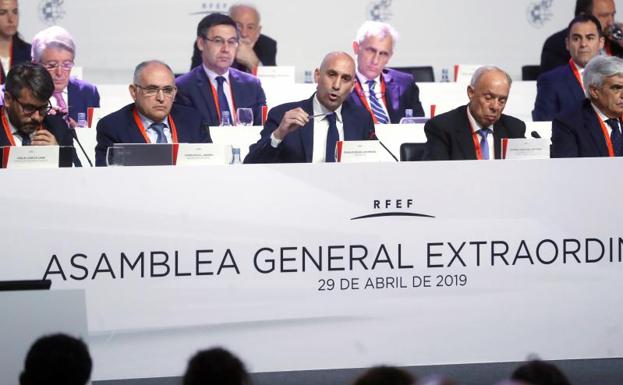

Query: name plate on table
[1,146,61,169]
[502,138,551,160]
[175,144,233,166]
[336,140,397,163]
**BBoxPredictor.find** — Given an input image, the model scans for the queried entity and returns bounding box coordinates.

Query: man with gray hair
[552,55,623,157]
[31,26,99,127]
[95,60,210,166]
[423,66,525,160]
[350,20,424,124]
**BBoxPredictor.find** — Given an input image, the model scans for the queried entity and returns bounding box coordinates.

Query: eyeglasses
[42,60,75,72]
[8,93,53,116]
[134,84,177,98]
[203,36,240,48]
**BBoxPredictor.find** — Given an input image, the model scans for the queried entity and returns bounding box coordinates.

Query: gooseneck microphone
[69,128,93,167]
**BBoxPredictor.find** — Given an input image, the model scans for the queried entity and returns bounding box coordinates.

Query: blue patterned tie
[325,112,339,162]
[215,76,231,121]
[150,122,167,143]
[366,80,389,124]
[478,128,492,160]
[606,118,623,156]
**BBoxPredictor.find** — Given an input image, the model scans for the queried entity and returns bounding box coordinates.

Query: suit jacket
[349,68,424,123]
[552,99,614,157]
[0,109,73,147]
[0,35,31,84]
[244,96,375,163]
[175,65,266,127]
[190,33,277,71]
[532,63,585,121]
[423,105,526,160]
[67,77,100,122]
[95,103,210,166]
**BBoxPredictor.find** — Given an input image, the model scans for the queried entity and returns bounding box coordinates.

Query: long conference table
[1,157,622,383]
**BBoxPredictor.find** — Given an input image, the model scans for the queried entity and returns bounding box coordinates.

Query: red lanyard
[568,59,584,90]
[466,110,487,160]
[595,115,617,157]
[1,110,15,146]
[354,78,388,124]
[208,75,237,122]
[132,109,179,144]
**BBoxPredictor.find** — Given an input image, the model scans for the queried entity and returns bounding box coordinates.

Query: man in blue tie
[552,55,623,157]
[244,52,374,163]
[350,21,424,124]
[95,60,210,166]
[423,66,526,160]
[176,13,266,127]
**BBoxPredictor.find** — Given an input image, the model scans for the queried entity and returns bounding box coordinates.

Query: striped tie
[366,80,389,124]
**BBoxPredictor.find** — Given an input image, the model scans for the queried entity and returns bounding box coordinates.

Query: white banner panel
[1,159,622,380]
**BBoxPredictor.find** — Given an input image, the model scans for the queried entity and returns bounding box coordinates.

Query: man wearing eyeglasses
[350,21,424,124]
[176,13,266,127]
[31,26,99,127]
[95,60,210,166]
[0,62,72,147]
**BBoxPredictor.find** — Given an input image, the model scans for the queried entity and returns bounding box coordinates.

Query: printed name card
[2,146,60,169]
[256,66,295,84]
[175,144,233,166]
[502,138,551,160]
[336,140,397,163]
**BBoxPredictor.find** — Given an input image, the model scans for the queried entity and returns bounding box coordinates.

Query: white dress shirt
[137,110,172,144]
[203,65,235,121]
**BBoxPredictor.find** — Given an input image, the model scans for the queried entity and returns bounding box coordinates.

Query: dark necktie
[366,80,389,124]
[150,122,167,143]
[606,118,623,156]
[478,128,492,160]
[215,76,231,122]
[325,112,339,162]
[17,131,31,146]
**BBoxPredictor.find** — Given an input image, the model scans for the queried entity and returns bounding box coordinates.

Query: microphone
[378,140,399,162]
[69,128,93,167]
[531,131,542,139]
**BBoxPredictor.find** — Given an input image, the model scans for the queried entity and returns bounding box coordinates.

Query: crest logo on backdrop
[527,0,554,28]
[190,2,230,16]
[38,0,65,25]
[367,0,392,22]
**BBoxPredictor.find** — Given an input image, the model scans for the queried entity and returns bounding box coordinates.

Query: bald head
[314,52,356,111]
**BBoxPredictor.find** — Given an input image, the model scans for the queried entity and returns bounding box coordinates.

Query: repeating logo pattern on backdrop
[38,0,65,25]
[367,0,392,21]
[527,0,554,28]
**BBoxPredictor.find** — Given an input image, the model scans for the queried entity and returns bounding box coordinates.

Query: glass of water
[236,108,254,126]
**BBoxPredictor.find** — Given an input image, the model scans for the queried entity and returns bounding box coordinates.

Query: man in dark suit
[31,26,100,126]
[350,21,424,124]
[0,0,31,84]
[0,62,72,148]
[245,52,374,163]
[541,0,623,73]
[96,60,210,166]
[424,66,525,160]
[177,13,266,127]
[533,15,605,121]
[552,55,623,157]
[190,4,277,73]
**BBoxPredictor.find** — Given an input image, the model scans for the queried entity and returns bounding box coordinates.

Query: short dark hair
[353,366,416,385]
[511,360,573,385]
[5,62,55,102]
[19,333,92,385]
[567,14,603,37]
[575,0,593,16]
[183,347,249,385]
[196,12,239,38]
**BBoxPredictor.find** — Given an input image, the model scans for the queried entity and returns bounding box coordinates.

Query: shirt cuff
[270,131,283,148]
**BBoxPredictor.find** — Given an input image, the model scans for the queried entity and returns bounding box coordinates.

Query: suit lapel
[383,71,400,122]
[456,106,478,159]
[195,67,219,124]
[584,103,610,156]
[67,79,77,115]
[299,97,315,162]
[127,105,149,143]
[563,65,585,102]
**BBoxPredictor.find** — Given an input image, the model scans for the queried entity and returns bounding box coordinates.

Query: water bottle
[221,111,232,126]
[231,147,241,164]
[304,70,313,84]
[399,109,418,124]
[441,68,450,82]
[77,112,87,128]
